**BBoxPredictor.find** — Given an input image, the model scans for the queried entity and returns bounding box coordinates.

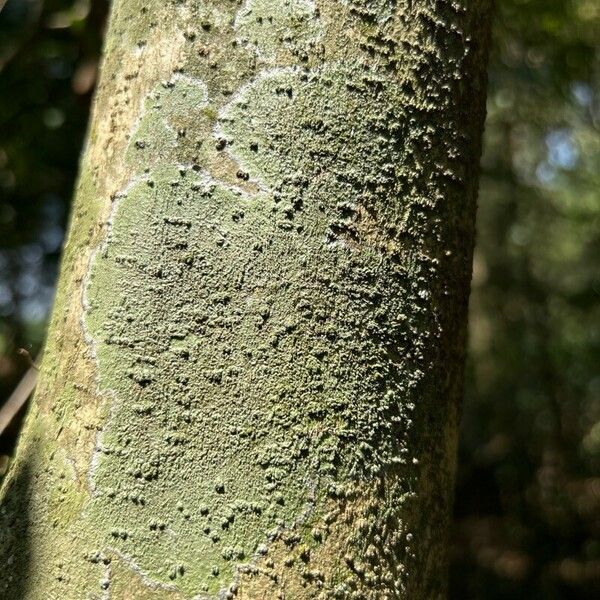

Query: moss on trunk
[0,1,492,598]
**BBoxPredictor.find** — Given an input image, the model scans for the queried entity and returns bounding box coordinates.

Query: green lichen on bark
[235,0,322,61]
[0,1,492,598]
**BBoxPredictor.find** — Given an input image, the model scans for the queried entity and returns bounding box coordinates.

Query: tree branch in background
[0,362,37,439]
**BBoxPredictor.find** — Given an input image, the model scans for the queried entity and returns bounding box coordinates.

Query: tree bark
[0,1,492,598]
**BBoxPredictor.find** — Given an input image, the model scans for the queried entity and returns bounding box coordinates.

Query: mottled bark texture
[0,1,492,598]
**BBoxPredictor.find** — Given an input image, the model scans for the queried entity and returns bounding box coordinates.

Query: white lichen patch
[235,0,322,62]
[82,39,421,600]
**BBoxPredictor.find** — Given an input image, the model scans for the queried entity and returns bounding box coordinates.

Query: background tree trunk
[0,1,492,598]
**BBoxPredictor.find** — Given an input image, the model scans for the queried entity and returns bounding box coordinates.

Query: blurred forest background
[0,0,598,598]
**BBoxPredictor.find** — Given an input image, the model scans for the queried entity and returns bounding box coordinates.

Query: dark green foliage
[451,1,600,598]
[0,0,107,441]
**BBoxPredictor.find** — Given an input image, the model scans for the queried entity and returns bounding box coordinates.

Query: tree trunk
[0,1,492,598]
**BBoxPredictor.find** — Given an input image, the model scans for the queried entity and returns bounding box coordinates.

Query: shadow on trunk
[0,458,32,599]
